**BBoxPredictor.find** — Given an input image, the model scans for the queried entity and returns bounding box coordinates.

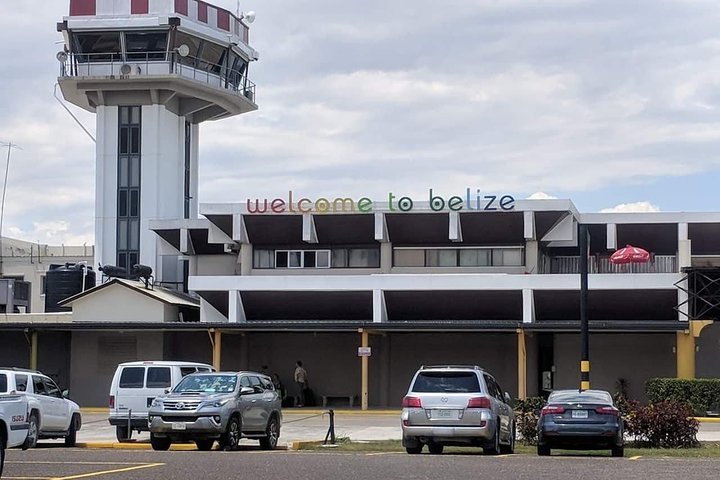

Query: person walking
[294,360,308,407]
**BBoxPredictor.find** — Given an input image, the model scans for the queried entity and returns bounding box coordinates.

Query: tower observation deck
[57,0,259,289]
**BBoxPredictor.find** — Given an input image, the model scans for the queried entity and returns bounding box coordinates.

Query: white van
[108,361,214,441]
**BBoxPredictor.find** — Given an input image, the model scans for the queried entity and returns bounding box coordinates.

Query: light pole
[579,223,590,391]
[0,141,21,277]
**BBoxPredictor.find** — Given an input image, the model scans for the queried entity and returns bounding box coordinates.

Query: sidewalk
[36,409,720,448]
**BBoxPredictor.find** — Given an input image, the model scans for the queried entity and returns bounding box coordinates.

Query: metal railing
[59,51,256,101]
[544,255,677,274]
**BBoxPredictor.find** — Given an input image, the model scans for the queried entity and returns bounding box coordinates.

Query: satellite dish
[56,51,68,63]
[177,44,190,57]
[244,11,256,23]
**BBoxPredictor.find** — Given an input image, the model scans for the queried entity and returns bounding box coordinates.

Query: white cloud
[527,192,558,200]
[600,201,661,213]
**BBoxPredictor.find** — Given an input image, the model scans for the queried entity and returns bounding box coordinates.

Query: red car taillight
[595,406,620,416]
[109,395,115,409]
[541,405,566,415]
[467,397,492,409]
[402,396,422,408]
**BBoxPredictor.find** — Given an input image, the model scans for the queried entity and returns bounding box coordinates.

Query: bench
[321,394,356,408]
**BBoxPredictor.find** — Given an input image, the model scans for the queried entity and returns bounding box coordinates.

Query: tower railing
[59,51,256,101]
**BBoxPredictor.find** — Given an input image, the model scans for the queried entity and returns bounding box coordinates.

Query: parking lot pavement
[37,410,720,448]
[5,445,720,480]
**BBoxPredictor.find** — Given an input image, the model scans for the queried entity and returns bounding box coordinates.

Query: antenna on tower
[0,141,21,277]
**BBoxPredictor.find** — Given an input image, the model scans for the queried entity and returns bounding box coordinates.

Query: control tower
[57,0,258,285]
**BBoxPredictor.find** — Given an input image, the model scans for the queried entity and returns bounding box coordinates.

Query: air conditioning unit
[120,64,142,75]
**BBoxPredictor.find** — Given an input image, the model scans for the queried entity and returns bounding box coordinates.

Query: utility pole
[579,223,590,391]
[0,141,21,277]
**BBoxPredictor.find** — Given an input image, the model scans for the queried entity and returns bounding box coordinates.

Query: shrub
[514,397,545,445]
[646,378,720,416]
[625,401,699,448]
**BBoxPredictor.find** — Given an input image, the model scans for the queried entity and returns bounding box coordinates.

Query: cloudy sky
[0,0,719,245]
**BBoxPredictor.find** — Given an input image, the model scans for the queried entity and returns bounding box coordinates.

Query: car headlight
[201,398,231,409]
[151,398,164,408]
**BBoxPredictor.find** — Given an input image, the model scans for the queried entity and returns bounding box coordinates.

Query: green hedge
[646,378,720,416]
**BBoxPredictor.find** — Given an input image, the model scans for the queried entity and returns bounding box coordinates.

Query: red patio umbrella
[610,244,651,265]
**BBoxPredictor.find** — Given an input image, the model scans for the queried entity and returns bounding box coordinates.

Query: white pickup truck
[0,394,29,478]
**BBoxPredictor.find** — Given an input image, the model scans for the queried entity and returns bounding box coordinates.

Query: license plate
[571,410,589,419]
[431,409,459,420]
[172,422,187,430]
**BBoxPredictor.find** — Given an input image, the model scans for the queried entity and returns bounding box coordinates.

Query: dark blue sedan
[537,389,624,457]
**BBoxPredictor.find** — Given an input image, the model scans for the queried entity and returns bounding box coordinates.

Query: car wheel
[483,425,501,455]
[537,444,551,456]
[1,435,6,478]
[65,414,79,447]
[219,416,241,451]
[22,412,38,450]
[259,415,280,450]
[116,425,131,443]
[150,433,171,451]
[405,445,423,454]
[428,444,444,455]
[195,439,215,451]
[611,445,624,457]
[500,422,515,454]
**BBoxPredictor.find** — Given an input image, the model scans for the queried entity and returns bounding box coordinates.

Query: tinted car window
[548,391,613,405]
[119,367,145,388]
[146,367,171,388]
[15,374,28,392]
[412,372,480,393]
[43,378,62,398]
[32,376,47,395]
[0,374,6,393]
[239,376,252,388]
[180,367,196,377]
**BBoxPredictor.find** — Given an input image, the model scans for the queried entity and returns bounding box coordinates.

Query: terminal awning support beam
[449,212,463,242]
[303,214,318,244]
[517,329,527,400]
[676,320,713,379]
[209,329,223,371]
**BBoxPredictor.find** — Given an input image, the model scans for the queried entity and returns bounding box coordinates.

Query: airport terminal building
[1,1,719,408]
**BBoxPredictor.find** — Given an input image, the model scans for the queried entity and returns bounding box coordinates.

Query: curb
[290,440,322,450]
[80,408,109,414]
[284,409,400,416]
[76,442,290,451]
[696,417,720,423]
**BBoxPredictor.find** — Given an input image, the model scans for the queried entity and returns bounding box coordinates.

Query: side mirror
[504,392,513,405]
[164,388,171,394]
[239,386,254,396]
[62,389,70,399]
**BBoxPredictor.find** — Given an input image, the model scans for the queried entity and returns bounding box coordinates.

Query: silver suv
[401,365,515,455]
[148,372,282,451]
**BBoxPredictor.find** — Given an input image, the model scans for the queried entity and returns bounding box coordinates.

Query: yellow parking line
[49,463,165,480]
[629,455,642,460]
[8,462,150,466]
[2,477,52,480]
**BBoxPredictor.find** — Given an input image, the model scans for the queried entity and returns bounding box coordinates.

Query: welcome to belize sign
[245,189,515,214]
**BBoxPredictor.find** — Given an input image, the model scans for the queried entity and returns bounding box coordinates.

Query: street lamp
[0,141,21,277]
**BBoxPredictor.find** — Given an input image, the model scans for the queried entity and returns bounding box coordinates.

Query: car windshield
[412,372,481,393]
[547,390,613,405]
[0,374,6,393]
[173,375,237,394]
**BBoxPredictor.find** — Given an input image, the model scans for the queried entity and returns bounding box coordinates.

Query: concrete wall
[196,255,237,276]
[697,323,720,378]
[69,331,164,407]
[163,332,213,366]
[553,333,676,402]
[385,333,517,407]
[0,332,29,368]
[72,285,164,322]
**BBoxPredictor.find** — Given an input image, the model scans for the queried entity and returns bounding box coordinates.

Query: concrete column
[240,244,253,276]
[522,289,535,324]
[525,241,538,274]
[373,290,388,323]
[380,242,392,273]
[212,329,222,371]
[677,320,714,379]
[361,330,369,410]
[30,331,38,371]
[517,330,527,400]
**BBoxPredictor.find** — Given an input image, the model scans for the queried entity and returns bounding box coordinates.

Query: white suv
[0,368,81,448]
